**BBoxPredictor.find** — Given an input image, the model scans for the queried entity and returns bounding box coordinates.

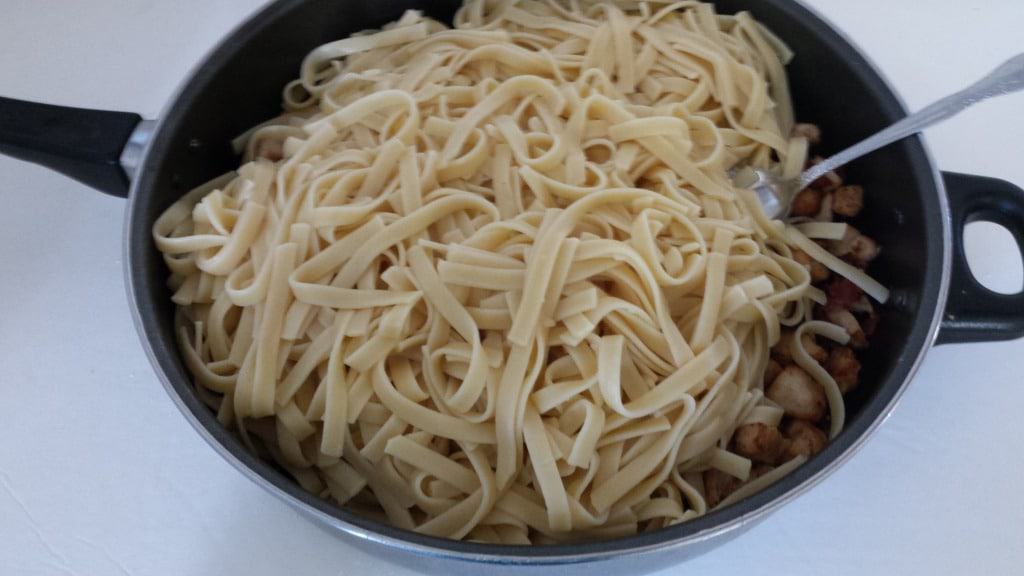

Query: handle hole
[964,221,1023,294]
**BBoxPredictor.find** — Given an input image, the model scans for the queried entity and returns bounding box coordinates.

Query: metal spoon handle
[799,52,1024,189]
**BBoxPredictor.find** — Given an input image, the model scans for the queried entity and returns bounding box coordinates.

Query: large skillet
[2,0,1023,573]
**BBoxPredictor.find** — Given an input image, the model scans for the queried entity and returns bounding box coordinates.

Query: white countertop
[2,1,1023,574]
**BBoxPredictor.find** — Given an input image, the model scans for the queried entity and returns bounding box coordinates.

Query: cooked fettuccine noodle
[154,0,887,543]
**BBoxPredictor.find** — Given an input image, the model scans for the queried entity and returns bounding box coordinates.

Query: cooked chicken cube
[832,185,864,217]
[790,188,822,217]
[783,419,827,459]
[826,346,861,394]
[703,468,741,509]
[831,226,880,268]
[767,365,828,421]
[825,307,867,349]
[792,123,821,145]
[733,423,785,464]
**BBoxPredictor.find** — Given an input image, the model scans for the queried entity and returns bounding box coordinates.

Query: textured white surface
[1,1,1023,574]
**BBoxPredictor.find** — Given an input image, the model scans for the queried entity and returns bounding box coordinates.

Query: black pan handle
[936,172,1024,344]
[0,97,142,197]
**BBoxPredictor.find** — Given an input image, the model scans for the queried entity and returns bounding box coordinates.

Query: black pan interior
[128,0,944,560]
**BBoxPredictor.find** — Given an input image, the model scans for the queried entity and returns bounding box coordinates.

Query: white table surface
[2,1,1023,574]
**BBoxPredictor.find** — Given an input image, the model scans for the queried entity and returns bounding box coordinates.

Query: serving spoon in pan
[749,51,1024,219]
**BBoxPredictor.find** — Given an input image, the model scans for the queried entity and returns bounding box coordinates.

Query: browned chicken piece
[783,419,828,459]
[703,468,742,509]
[773,330,828,364]
[831,226,880,268]
[801,333,829,364]
[825,307,867,349]
[792,123,822,145]
[255,138,285,161]
[807,156,843,192]
[826,346,861,394]
[767,365,827,421]
[832,185,864,217]
[848,234,880,267]
[733,423,785,464]
[790,188,822,217]
[764,358,783,387]
[791,248,830,283]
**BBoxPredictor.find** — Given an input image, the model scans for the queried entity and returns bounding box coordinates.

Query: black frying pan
[2,0,1023,573]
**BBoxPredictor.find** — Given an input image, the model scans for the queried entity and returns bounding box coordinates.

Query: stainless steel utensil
[751,52,1024,218]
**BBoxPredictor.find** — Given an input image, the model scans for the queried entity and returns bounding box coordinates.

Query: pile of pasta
[153,0,887,543]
